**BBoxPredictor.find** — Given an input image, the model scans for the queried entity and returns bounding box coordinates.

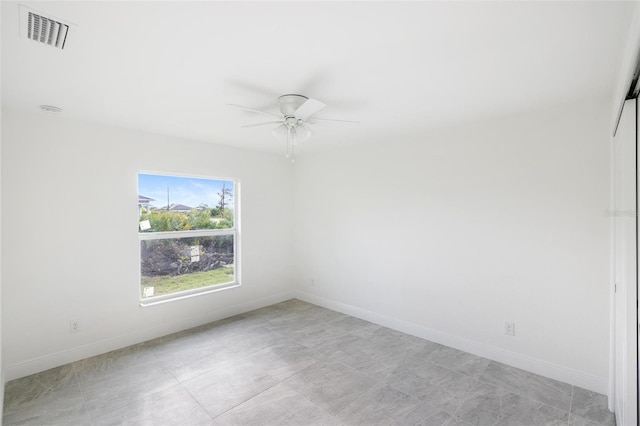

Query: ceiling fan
[227,94,358,162]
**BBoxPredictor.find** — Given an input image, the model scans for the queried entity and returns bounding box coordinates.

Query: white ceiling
[1,1,634,157]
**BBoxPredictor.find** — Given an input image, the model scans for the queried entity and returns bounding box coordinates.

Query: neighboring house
[162,203,192,213]
[138,195,155,217]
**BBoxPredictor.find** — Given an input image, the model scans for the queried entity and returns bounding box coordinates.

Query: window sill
[139,282,240,307]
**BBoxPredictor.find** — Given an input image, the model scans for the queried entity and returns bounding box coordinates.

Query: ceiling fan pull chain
[286,127,292,159]
[291,129,296,164]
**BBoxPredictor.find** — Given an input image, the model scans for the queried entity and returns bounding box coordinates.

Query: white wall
[293,97,612,393]
[1,108,295,380]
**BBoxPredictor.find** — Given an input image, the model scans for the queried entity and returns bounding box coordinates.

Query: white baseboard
[4,291,294,382]
[295,291,608,395]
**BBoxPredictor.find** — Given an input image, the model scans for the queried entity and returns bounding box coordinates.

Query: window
[138,173,239,305]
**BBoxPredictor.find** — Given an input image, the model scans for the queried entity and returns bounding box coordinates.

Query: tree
[216,182,233,216]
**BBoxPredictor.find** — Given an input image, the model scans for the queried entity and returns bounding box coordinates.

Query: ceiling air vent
[20,6,71,50]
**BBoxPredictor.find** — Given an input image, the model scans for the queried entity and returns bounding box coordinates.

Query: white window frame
[138,174,240,307]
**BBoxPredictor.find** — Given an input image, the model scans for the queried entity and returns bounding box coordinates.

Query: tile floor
[3,299,616,426]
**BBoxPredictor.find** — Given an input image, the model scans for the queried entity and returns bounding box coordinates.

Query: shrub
[141,208,234,232]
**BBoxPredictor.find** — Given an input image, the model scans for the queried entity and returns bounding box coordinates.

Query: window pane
[140,235,234,299]
[138,174,234,232]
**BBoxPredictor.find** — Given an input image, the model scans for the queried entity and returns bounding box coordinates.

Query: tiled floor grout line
[278,378,340,422]
[177,324,327,423]
[282,325,370,420]
[473,372,574,420]
[186,379,283,422]
[330,377,387,419]
[267,318,399,422]
[568,385,575,425]
[448,377,479,423]
[177,379,220,421]
[90,380,186,424]
[300,328,482,424]
[70,363,95,426]
[231,313,461,424]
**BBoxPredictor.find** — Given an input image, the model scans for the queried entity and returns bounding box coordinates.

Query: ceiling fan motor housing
[284,116,300,129]
[278,94,308,116]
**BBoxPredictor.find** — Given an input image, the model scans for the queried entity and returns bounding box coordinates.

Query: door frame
[611,97,639,425]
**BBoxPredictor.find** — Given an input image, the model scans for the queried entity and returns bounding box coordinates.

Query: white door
[613,98,638,426]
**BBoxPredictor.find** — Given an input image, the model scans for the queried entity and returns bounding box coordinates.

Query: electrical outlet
[70,320,80,334]
[504,321,515,336]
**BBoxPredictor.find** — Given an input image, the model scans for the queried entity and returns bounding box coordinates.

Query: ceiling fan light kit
[228,94,358,163]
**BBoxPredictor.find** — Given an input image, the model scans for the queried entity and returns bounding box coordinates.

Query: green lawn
[141,267,234,297]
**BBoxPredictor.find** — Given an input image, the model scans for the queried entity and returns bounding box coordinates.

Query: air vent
[19,6,72,50]
[27,12,68,48]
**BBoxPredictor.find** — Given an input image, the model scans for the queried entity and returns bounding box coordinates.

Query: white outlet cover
[505,322,515,336]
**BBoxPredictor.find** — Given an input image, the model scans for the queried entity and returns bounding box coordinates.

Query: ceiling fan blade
[294,98,326,119]
[226,103,282,118]
[241,120,283,128]
[310,117,359,124]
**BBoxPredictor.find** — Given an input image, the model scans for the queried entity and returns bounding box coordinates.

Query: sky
[138,173,234,210]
